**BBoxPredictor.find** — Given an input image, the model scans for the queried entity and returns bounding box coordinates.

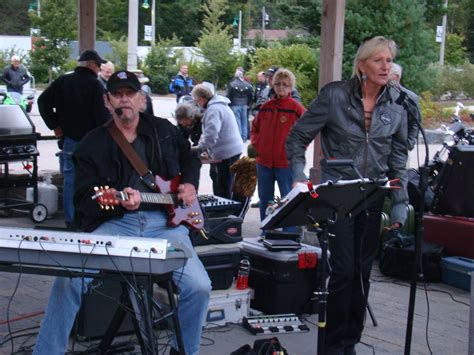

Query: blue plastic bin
[440,256,474,291]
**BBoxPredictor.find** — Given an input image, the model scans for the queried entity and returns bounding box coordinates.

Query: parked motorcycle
[407,102,474,212]
[0,89,34,113]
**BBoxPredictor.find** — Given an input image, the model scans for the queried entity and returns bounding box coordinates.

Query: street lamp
[28,0,41,16]
[142,0,155,46]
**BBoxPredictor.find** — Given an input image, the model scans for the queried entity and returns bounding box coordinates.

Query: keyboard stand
[98,275,185,355]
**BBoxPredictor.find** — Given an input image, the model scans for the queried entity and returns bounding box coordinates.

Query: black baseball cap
[78,49,106,64]
[265,65,280,77]
[107,71,141,93]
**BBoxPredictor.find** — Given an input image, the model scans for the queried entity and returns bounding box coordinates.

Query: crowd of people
[22,35,417,354]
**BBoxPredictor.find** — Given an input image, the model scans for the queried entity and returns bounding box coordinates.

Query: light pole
[128,0,139,71]
[439,0,448,66]
[142,0,156,46]
[28,0,41,17]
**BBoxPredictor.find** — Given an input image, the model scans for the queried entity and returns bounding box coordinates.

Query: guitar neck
[140,192,176,205]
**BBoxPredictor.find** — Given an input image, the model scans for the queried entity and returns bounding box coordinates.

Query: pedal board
[242,313,310,335]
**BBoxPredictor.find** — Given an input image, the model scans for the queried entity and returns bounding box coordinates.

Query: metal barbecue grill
[0,105,47,222]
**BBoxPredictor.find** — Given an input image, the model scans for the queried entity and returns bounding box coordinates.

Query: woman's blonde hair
[352,36,398,80]
[272,68,296,90]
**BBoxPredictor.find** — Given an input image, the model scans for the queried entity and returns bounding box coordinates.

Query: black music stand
[262,178,387,355]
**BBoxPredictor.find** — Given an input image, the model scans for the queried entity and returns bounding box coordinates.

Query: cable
[6,238,26,354]
[359,340,376,355]
[0,332,39,347]
[422,278,433,355]
[0,311,44,325]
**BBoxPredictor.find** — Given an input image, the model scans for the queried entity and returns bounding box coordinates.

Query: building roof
[245,29,289,41]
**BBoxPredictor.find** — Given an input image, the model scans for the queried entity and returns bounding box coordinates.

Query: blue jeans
[210,154,240,199]
[33,211,211,355]
[257,163,293,222]
[231,105,248,141]
[62,137,79,227]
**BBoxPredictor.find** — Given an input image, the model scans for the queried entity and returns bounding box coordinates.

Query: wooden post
[309,0,346,183]
[78,0,96,54]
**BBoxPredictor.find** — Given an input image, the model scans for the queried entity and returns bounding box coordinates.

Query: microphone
[107,94,123,116]
[388,80,407,105]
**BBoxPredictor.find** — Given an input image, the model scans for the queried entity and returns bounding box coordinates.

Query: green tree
[107,36,128,69]
[143,36,183,94]
[249,44,318,106]
[28,37,70,83]
[444,33,467,65]
[156,0,203,46]
[466,0,474,62]
[0,0,31,35]
[343,0,438,93]
[29,0,76,40]
[196,0,236,88]
[96,0,129,41]
[27,0,76,83]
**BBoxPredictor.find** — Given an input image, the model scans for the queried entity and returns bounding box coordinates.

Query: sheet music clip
[306,180,319,199]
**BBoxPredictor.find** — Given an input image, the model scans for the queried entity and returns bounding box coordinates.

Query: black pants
[210,154,240,199]
[324,194,385,354]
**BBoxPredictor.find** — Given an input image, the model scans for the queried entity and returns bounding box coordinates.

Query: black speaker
[73,279,135,340]
[431,145,474,217]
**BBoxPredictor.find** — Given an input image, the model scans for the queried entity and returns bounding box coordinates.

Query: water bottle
[236,257,250,290]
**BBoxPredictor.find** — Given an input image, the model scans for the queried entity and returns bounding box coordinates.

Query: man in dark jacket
[37,49,110,228]
[169,64,194,102]
[1,55,30,94]
[226,68,254,141]
[33,71,210,355]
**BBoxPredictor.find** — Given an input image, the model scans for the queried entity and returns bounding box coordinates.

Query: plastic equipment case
[440,256,474,291]
[241,237,321,315]
[423,213,474,259]
[196,244,241,290]
[204,283,252,327]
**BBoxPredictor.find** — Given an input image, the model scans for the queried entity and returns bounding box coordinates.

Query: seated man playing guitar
[34,71,211,355]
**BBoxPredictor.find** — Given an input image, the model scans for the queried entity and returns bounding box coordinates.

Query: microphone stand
[392,86,430,354]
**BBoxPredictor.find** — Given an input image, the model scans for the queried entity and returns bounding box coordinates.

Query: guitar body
[93,175,204,230]
[154,175,204,230]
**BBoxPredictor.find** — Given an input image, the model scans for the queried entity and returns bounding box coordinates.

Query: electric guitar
[92,175,204,230]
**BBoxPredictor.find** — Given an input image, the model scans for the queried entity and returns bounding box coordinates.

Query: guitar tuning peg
[111,206,114,210]
[105,185,109,190]
[105,205,110,210]
[94,186,99,191]
[100,205,104,210]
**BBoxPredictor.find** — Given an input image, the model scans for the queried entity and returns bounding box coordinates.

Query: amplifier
[242,313,309,335]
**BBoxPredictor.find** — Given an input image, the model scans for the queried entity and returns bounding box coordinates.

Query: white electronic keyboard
[0,226,191,276]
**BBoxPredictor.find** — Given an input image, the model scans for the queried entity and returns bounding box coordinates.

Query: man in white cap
[1,55,30,94]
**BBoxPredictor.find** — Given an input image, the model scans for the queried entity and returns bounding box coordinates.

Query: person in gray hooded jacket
[192,84,244,199]
[286,36,408,354]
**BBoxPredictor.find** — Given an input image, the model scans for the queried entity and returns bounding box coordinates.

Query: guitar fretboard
[140,192,175,205]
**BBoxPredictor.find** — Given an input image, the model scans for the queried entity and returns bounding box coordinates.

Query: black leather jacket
[286,77,409,224]
[73,113,201,232]
[226,78,253,107]
[38,66,109,141]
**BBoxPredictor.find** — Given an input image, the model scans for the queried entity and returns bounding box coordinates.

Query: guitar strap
[105,120,157,190]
